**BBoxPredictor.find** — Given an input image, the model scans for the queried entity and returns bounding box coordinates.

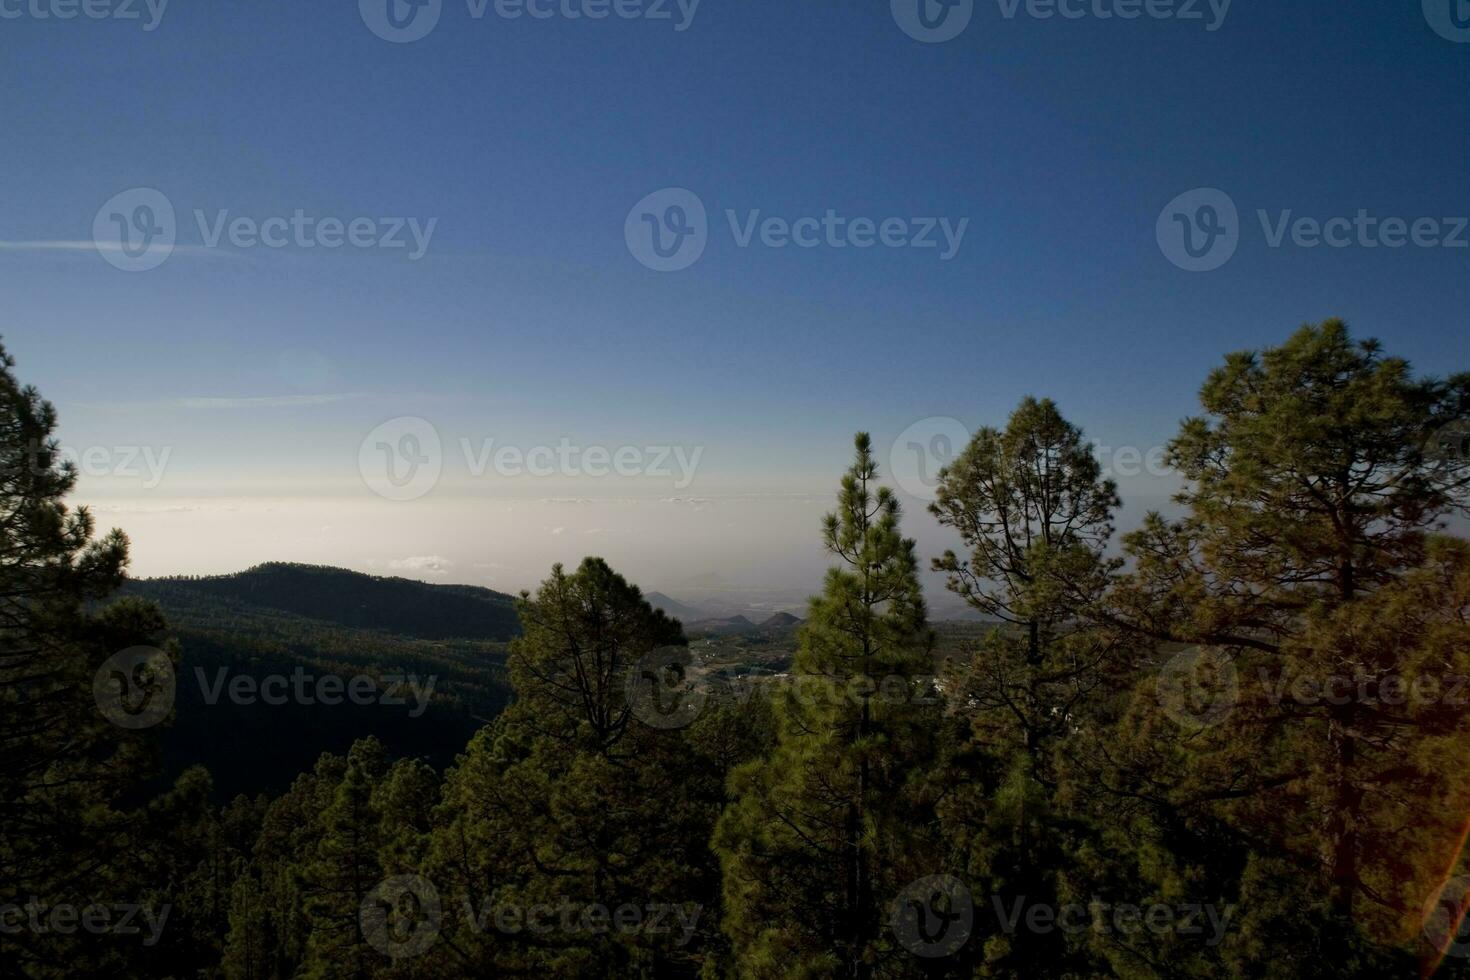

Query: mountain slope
[126,562,520,641]
[644,591,706,623]
[119,563,518,799]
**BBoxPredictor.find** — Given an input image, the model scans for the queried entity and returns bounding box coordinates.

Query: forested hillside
[5,323,1470,978]
[126,563,521,641]
[119,568,516,800]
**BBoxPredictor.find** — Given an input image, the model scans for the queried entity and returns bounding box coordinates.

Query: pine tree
[1096,320,1470,972]
[222,872,272,980]
[0,339,172,978]
[223,755,346,979]
[504,557,684,757]
[715,433,942,979]
[427,558,713,978]
[927,397,1123,976]
[301,737,389,980]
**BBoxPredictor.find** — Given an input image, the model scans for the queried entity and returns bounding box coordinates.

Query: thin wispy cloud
[0,240,228,257]
[67,393,364,413]
[177,394,362,409]
[388,555,454,575]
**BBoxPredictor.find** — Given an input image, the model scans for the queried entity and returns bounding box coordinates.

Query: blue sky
[3,0,1468,604]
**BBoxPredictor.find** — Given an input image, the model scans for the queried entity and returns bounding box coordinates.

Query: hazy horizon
[8,1,1469,615]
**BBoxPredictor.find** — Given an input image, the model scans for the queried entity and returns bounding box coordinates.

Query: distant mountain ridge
[646,590,805,629]
[686,612,805,636]
[125,562,521,641]
[644,591,707,623]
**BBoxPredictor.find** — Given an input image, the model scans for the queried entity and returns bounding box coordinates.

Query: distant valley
[123,563,986,801]
[121,564,809,800]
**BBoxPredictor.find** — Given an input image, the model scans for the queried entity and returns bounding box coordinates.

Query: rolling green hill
[126,561,521,640]
[121,564,521,800]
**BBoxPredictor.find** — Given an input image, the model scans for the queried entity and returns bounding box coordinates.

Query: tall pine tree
[1095,321,1470,974]
[0,339,174,978]
[715,433,942,979]
[928,397,1122,976]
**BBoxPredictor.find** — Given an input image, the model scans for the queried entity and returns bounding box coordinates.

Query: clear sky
[3,0,1469,610]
